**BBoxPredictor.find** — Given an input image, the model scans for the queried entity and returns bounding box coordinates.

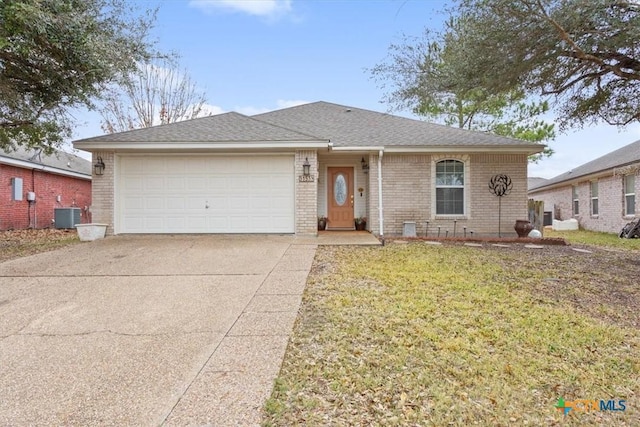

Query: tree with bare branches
[100,59,209,133]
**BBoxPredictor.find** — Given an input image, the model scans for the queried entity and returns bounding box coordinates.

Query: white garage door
[118,155,295,233]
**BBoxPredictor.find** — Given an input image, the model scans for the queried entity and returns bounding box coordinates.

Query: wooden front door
[327,167,354,229]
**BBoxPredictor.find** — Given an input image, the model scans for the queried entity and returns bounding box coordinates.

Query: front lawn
[264,243,639,426]
[545,228,640,251]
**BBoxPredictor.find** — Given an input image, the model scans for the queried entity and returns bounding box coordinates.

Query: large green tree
[371,27,555,161]
[0,0,157,152]
[447,0,640,129]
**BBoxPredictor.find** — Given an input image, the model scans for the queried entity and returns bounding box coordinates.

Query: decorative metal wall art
[488,174,513,237]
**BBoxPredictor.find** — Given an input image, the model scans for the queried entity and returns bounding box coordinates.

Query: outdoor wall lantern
[94,156,106,176]
[303,157,311,176]
[361,157,369,173]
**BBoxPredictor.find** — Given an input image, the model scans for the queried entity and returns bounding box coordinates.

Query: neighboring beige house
[73,101,543,238]
[529,139,640,233]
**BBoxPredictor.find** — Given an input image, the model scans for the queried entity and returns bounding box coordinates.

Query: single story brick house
[73,101,543,237]
[528,139,639,233]
[1,147,92,230]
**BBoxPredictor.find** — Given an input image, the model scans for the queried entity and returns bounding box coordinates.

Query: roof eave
[331,145,544,154]
[528,169,616,193]
[529,159,640,193]
[0,156,91,180]
[73,140,329,151]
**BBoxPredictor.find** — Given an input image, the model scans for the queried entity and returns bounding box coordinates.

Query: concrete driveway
[0,235,316,426]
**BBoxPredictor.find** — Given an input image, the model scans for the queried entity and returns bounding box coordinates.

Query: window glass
[435,160,464,215]
[625,175,636,216]
[591,181,598,215]
[625,175,635,194]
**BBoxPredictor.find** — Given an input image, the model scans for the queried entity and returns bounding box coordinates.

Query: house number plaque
[299,175,314,182]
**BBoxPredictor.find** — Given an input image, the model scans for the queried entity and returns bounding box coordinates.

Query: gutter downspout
[377,149,384,245]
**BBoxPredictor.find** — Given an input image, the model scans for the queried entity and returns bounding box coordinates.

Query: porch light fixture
[303,157,311,176]
[94,156,106,176]
[361,157,369,173]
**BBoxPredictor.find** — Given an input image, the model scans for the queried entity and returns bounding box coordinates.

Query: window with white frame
[625,175,636,216]
[572,185,579,215]
[435,160,464,215]
[590,181,598,216]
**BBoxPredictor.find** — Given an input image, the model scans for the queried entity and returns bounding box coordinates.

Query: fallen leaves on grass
[0,229,80,263]
[264,243,640,426]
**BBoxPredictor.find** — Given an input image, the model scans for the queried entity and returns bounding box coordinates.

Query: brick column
[295,150,318,235]
[91,151,115,235]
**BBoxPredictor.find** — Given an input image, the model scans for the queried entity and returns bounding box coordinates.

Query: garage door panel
[166,159,186,173]
[144,177,165,191]
[166,176,185,190]
[166,197,186,210]
[167,217,186,230]
[251,197,271,209]
[144,197,165,210]
[122,197,143,210]
[142,217,164,231]
[186,216,207,230]
[142,158,166,173]
[119,155,295,233]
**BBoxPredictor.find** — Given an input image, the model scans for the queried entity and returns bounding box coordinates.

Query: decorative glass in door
[334,174,347,206]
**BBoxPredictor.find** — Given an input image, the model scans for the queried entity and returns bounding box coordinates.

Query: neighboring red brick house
[1,147,92,230]
[529,139,639,234]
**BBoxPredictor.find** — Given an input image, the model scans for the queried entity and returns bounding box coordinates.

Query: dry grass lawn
[0,229,80,263]
[264,241,639,426]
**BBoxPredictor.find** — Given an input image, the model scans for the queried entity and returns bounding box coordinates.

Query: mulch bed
[388,236,568,245]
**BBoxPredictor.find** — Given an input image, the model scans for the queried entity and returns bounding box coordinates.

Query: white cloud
[189,0,292,18]
[200,103,226,116]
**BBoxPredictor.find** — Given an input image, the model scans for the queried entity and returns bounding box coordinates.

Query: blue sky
[72,0,640,179]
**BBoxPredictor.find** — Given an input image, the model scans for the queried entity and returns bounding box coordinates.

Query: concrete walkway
[297,230,382,246]
[0,235,316,426]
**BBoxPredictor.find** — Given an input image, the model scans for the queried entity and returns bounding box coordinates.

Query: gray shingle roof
[529,139,640,191]
[74,112,324,143]
[528,177,548,190]
[0,146,91,176]
[253,101,543,148]
[73,101,544,152]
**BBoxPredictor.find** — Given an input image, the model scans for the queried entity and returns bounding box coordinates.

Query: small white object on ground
[528,229,542,238]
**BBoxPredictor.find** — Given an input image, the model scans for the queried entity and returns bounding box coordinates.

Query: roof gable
[530,139,640,191]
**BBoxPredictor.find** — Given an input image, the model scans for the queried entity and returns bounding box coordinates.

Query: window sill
[435,215,468,220]
[590,215,599,219]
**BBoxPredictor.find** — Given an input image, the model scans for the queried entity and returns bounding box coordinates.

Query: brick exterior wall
[529,169,640,233]
[90,152,115,234]
[368,153,529,237]
[295,150,318,235]
[1,164,91,230]
[92,150,530,237]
